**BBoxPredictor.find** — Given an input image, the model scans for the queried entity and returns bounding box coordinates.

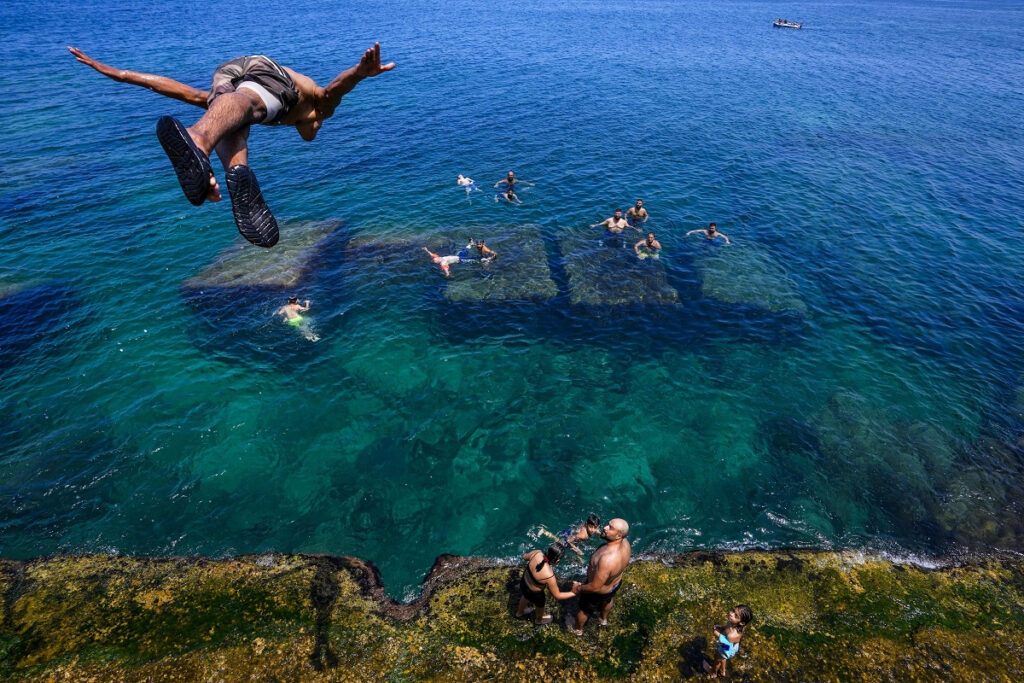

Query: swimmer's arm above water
[68,46,210,108]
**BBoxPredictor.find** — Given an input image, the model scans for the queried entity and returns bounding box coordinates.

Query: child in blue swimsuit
[707,604,753,678]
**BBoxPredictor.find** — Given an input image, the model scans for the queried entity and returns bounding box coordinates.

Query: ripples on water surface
[1,0,1023,594]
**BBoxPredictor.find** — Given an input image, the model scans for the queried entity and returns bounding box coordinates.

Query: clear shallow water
[2,0,1023,596]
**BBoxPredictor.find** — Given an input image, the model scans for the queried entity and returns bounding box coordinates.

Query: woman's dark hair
[585,513,600,528]
[734,605,753,631]
[537,542,565,569]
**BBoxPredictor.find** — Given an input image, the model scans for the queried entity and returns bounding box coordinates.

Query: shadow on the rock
[677,636,711,679]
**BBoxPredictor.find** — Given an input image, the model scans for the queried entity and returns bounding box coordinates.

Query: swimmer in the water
[457,174,481,194]
[685,222,730,244]
[276,296,319,341]
[540,513,601,556]
[591,210,639,234]
[471,238,497,262]
[494,170,535,190]
[626,199,649,228]
[422,246,463,277]
[496,186,522,204]
[634,232,662,259]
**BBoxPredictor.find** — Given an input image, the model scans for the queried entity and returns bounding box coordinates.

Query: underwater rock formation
[2,550,1022,681]
[694,243,807,315]
[182,220,344,292]
[562,231,681,307]
[444,224,557,304]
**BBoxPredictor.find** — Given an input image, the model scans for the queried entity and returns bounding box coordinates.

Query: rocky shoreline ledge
[2,550,1023,681]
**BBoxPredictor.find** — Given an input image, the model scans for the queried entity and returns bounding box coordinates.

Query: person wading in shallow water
[569,518,632,634]
[68,44,394,248]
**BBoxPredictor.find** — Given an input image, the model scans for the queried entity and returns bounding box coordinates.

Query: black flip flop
[156,116,213,206]
[226,165,280,248]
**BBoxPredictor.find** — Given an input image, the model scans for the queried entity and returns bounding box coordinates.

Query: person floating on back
[685,222,730,244]
[515,542,577,625]
[68,44,394,248]
[457,174,482,195]
[569,518,632,634]
[704,604,753,678]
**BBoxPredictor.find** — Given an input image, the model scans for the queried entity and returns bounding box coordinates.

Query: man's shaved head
[609,518,629,538]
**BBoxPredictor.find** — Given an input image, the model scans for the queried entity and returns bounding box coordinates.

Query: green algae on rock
[561,230,681,307]
[3,551,1024,681]
[182,219,344,290]
[444,224,556,304]
[695,242,807,315]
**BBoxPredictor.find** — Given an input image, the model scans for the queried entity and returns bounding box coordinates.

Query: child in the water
[541,514,600,556]
[706,604,753,678]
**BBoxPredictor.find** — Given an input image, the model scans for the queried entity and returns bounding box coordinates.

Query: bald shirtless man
[569,518,631,634]
[68,44,394,248]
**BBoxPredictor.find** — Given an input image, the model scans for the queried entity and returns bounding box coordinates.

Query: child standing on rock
[705,604,753,678]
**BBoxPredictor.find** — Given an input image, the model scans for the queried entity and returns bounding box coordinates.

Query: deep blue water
[1,0,1023,597]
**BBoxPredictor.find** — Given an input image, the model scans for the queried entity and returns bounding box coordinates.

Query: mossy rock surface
[695,242,807,315]
[182,220,343,290]
[562,231,680,307]
[444,224,557,303]
[2,551,1023,681]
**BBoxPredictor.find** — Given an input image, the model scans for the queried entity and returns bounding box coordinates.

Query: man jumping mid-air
[68,44,395,248]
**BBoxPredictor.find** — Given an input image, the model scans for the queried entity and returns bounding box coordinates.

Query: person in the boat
[685,222,731,244]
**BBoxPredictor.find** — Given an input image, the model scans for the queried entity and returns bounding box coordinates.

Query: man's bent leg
[215,127,250,169]
[189,91,266,157]
[220,125,278,248]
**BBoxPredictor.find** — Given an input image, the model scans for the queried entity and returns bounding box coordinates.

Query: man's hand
[354,43,395,79]
[571,581,581,594]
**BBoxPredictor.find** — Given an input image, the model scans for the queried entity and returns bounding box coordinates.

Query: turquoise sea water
[2,0,1023,596]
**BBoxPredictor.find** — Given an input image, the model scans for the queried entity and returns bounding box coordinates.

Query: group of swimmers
[519,514,753,677]
[431,179,736,276]
[457,171,536,204]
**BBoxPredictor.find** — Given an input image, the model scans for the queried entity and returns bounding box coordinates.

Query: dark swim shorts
[519,574,546,609]
[208,55,299,125]
[577,581,620,614]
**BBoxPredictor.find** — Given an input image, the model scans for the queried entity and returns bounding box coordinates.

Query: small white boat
[773,19,803,28]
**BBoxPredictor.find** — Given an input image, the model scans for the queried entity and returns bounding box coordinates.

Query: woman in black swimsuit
[515,542,577,625]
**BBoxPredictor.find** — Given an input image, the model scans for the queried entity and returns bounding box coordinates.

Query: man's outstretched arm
[68,47,209,108]
[322,43,395,110]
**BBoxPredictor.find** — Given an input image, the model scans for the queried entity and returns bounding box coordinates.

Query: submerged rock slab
[562,230,680,306]
[0,280,82,373]
[3,550,1023,681]
[695,243,807,315]
[444,224,557,303]
[182,220,343,291]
